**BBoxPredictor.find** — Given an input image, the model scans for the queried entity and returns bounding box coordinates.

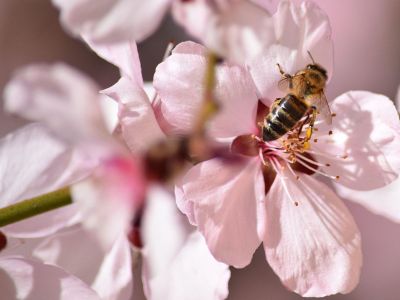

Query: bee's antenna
[307,50,316,64]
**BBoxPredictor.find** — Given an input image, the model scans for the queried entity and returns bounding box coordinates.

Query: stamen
[259,149,268,166]
[294,157,339,180]
[267,149,296,165]
[296,153,328,167]
[287,162,300,181]
[270,159,300,207]
[305,149,348,161]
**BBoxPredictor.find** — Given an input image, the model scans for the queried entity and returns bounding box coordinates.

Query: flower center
[256,125,343,181]
[256,113,347,205]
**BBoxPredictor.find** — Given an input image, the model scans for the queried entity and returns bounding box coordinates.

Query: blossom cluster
[1,0,400,299]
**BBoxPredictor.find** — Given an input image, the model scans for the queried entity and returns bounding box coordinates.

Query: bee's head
[306,64,328,80]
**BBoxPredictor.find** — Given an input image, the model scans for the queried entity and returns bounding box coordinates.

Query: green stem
[194,52,218,135]
[0,187,72,227]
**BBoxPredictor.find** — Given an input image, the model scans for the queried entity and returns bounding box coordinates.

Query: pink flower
[0,125,229,299]
[52,0,274,63]
[4,61,145,250]
[153,39,400,297]
[2,39,231,299]
[0,123,134,299]
[0,129,229,299]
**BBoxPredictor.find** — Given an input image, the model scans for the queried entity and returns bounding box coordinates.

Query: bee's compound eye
[307,64,313,69]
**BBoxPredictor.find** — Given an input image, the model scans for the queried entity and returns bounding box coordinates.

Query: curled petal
[103,77,165,153]
[84,39,143,85]
[154,41,259,139]
[262,169,362,297]
[248,0,333,102]
[172,0,273,64]
[91,234,133,300]
[0,124,93,238]
[142,186,230,300]
[52,0,171,43]
[0,256,99,299]
[175,158,264,268]
[316,91,400,190]
[71,156,146,250]
[4,63,111,153]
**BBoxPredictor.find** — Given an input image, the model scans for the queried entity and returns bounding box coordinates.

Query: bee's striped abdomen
[262,94,308,141]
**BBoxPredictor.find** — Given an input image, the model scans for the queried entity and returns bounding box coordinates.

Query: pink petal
[2,207,80,240]
[172,0,272,64]
[153,41,259,139]
[52,0,171,43]
[33,227,133,300]
[0,256,99,299]
[84,39,143,86]
[103,77,165,153]
[91,234,133,300]
[248,0,333,103]
[141,187,230,300]
[34,226,107,284]
[315,91,400,190]
[175,158,264,268]
[4,63,111,152]
[71,156,146,250]
[0,124,93,238]
[262,168,362,297]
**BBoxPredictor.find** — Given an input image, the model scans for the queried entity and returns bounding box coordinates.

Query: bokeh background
[1,0,399,299]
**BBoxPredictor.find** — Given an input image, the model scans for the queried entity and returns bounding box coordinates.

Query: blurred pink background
[1,1,399,299]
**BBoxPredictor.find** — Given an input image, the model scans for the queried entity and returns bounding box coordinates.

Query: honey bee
[262,52,332,142]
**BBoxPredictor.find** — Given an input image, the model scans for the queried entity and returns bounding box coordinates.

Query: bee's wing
[309,91,332,125]
[278,73,307,92]
[278,76,291,92]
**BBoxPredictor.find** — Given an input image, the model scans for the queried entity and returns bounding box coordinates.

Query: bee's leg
[297,111,311,136]
[276,63,292,79]
[305,106,318,142]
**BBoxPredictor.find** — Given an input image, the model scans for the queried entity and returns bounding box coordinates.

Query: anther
[335,176,340,180]
[331,113,337,117]
[313,138,318,143]
[328,130,333,135]
[294,201,299,206]
[325,163,331,167]
[342,155,348,159]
